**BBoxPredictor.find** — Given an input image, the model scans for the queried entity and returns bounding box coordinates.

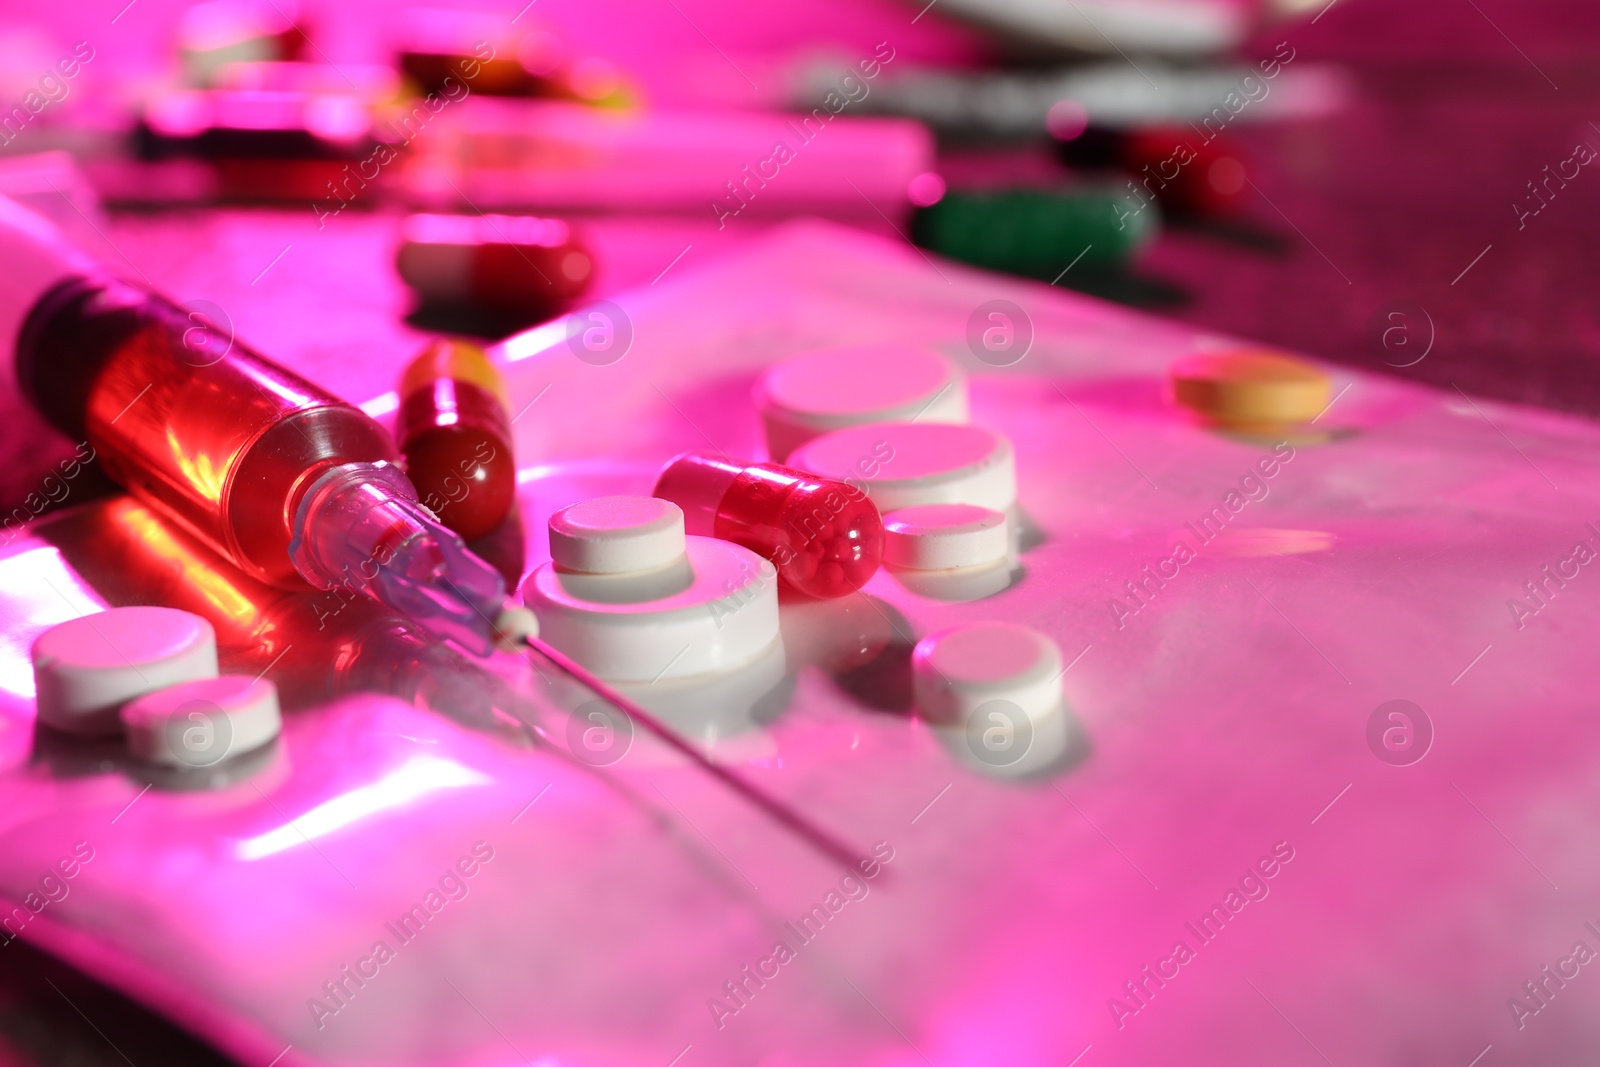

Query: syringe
[1,196,874,872]
[0,195,506,654]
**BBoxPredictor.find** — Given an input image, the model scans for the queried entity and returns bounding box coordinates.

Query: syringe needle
[522,634,873,876]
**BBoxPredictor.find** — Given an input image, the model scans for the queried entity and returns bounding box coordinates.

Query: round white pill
[912,621,1062,726]
[122,675,281,768]
[32,607,218,736]
[549,496,687,575]
[525,536,779,682]
[754,345,967,461]
[883,504,1009,571]
[789,422,1016,513]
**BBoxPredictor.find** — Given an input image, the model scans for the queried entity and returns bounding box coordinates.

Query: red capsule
[1121,127,1249,217]
[397,339,517,541]
[653,452,884,599]
[396,213,593,318]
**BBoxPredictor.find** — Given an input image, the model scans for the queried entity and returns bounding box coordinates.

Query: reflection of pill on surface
[912,621,1061,726]
[122,675,281,768]
[32,607,218,736]
[525,536,779,682]
[549,495,686,574]
[1169,348,1330,428]
[883,504,1009,571]
[754,345,967,461]
[789,422,1016,513]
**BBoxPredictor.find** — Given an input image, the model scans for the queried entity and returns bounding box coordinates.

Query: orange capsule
[397,340,517,541]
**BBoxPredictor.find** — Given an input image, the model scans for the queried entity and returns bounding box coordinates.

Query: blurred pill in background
[136,59,394,201]
[929,0,1252,58]
[176,0,304,87]
[1120,127,1249,218]
[1052,111,1250,219]
[397,338,517,541]
[392,7,527,96]
[511,28,632,108]
[404,101,932,217]
[1169,347,1330,431]
[831,58,1336,143]
[396,212,592,326]
[912,184,1157,282]
[392,7,633,107]
[139,76,376,160]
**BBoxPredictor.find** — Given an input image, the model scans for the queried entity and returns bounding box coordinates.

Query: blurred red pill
[1121,127,1249,217]
[396,213,592,317]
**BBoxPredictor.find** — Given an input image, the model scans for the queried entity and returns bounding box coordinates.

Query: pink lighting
[235,755,490,860]
[0,547,104,700]
[0,1,1593,1064]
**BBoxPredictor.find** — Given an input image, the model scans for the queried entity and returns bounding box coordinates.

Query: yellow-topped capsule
[400,338,510,408]
[397,339,516,541]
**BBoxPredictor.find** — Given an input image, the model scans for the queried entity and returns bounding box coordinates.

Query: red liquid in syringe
[0,195,505,652]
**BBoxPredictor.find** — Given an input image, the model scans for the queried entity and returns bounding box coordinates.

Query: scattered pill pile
[34,332,1333,758]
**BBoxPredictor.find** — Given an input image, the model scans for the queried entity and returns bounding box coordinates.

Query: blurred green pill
[911,187,1158,281]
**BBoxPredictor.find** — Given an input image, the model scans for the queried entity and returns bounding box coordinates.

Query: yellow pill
[1169,349,1330,429]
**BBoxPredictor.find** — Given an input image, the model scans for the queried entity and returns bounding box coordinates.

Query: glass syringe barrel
[18,274,398,589]
[3,195,506,654]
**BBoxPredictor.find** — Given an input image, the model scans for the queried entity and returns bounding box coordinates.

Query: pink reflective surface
[2,222,1599,1064]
